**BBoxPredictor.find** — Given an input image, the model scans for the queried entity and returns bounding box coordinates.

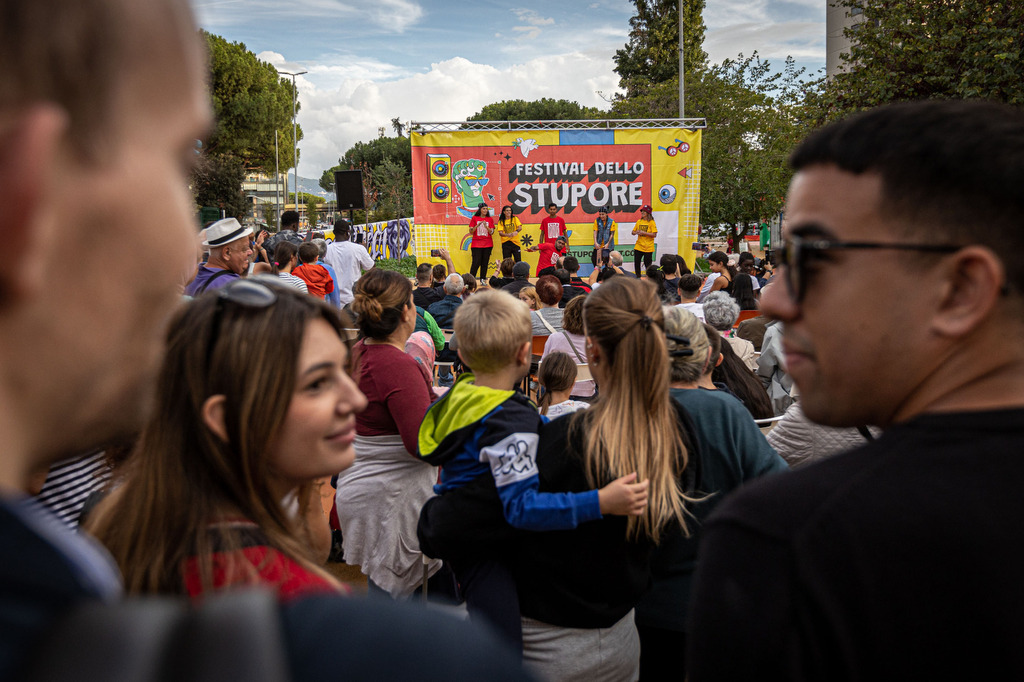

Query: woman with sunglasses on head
[335,268,443,598]
[497,205,523,263]
[88,280,364,599]
[468,205,495,279]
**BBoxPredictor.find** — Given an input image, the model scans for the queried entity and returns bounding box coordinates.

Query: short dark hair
[298,242,319,264]
[416,262,433,283]
[554,268,571,284]
[432,263,447,281]
[679,273,702,296]
[563,256,579,274]
[738,252,754,265]
[791,100,1024,291]
[660,253,678,276]
[547,203,557,210]
[281,211,300,229]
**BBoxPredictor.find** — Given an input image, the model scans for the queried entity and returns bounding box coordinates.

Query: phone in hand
[430,249,441,257]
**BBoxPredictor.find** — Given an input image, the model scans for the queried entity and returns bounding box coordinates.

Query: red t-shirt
[469,216,495,248]
[539,216,567,245]
[182,522,346,601]
[535,242,568,276]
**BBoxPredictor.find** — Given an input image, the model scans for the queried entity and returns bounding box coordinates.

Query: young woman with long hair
[497,205,523,262]
[536,352,588,418]
[513,276,698,681]
[467,204,495,278]
[335,268,441,598]
[730,270,759,310]
[712,336,775,419]
[88,280,364,598]
[705,251,735,296]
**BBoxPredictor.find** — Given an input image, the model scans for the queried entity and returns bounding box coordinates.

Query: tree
[319,136,412,193]
[306,197,319,227]
[192,153,248,220]
[466,98,605,122]
[202,31,301,174]
[262,203,278,230]
[613,55,819,247]
[814,0,1024,122]
[614,0,708,98]
[391,117,406,136]
[371,157,414,221]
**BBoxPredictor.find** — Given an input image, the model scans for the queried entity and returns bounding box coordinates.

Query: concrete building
[826,1,865,77]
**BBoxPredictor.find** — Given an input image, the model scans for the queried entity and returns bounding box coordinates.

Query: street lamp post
[277,69,307,224]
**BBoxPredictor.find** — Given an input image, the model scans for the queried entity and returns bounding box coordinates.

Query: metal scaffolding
[409,118,707,133]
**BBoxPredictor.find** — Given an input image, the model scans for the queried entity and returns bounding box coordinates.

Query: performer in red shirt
[538,203,567,246]
[528,234,568,276]
[467,205,495,278]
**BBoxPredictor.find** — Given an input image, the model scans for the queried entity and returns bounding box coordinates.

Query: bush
[374,256,417,279]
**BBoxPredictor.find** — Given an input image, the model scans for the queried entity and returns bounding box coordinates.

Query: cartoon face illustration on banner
[452,158,489,218]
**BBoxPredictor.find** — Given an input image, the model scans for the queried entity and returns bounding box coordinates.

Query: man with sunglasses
[688,100,1024,680]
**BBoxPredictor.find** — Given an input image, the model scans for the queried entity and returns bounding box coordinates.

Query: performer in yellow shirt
[632,204,657,276]
[496,205,524,262]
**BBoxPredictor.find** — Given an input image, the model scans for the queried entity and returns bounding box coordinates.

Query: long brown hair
[87,283,345,595]
[574,277,691,541]
[537,352,578,416]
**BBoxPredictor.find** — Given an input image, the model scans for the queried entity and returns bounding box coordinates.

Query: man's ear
[0,105,68,304]
[932,246,1006,338]
[201,394,230,442]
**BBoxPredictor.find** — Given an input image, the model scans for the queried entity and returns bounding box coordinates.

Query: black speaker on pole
[334,170,365,210]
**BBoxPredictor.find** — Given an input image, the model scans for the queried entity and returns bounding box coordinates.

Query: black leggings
[501,241,521,263]
[634,249,653,275]
[470,246,492,278]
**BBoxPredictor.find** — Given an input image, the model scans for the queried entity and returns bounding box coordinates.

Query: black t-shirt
[688,408,1024,681]
[413,286,442,309]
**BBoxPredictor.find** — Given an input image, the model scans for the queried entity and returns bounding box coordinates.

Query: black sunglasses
[778,235,961,303]
[204,280,278,368]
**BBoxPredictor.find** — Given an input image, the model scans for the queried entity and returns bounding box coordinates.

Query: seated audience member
[660,254,682,303]
[676,274,705,320]
[711,334,775,419]
[431,263,448,296]
[416,290,647,653]
[757,319,794,414]
[32,450,115,530]
[736,251,762,296]
[697,251,734,301]
[489,258,516,290]
[89,282,358,599]
[536,352,589,418]
[293,243,335,300]
[767,397,880,469]
[730,272,759,311]
[530,275,565,335]
[636,306,787,677]
[703,292,757,371]
[518,286,541,311]
[311,238,341,308]
[269,242,309,293]
[556,267,587,307]
[427,274,465,387]
[463,272,479,297]
[646,265,672,303]
[541,296,595,400]
[413,262,443,309]
[587,249,631,285]
[335,269,441,599]
[501,261,534,297]
[563,256,592,293]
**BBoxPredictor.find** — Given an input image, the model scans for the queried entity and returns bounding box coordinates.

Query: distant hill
[287,172,330,199]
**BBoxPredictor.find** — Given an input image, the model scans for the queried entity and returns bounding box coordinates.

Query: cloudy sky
[192,0,825,180]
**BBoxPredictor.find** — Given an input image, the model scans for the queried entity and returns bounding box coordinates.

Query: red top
[540,216,567,245]
[352,340,435,454]
[469,216,495,248]
[292,263,335,298]
[535,242,568,276]
[182,521,346,601]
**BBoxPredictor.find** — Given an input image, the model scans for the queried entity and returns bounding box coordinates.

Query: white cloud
[293,52,623,175]
[194,0,424,33]
[706,21,824,62]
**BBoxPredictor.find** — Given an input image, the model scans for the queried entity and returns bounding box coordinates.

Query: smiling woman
[87,280,367,600]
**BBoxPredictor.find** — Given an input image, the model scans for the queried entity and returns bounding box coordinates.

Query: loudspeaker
[427,153,452,204]
[334,170,365,210]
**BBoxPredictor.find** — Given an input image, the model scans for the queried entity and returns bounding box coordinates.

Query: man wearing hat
[184,217,253,296]
[501,261,534,297]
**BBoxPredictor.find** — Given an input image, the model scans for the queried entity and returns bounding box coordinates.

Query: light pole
[277,69,307,223]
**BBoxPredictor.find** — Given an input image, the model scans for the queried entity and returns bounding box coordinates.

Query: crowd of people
[6,1,1024,680]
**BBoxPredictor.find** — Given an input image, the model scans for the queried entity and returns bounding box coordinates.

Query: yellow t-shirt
[633,218,657,252]
[497,216,523,246]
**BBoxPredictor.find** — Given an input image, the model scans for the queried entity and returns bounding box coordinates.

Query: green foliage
[296,192,325,204]
[306,198,319,226]
[374,257,417,278]
[614,0,707,98]
[262,204,278,230]
[813,0,1024,122]
[613,54,819,244]
[202,32,301,174]
[370,157,414,221]
[192,153,248,219]
[466,98,606,122]
[319,136,412,194]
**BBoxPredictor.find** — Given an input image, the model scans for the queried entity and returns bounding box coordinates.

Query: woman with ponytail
[513,276,699,682]
[334,268,442,598]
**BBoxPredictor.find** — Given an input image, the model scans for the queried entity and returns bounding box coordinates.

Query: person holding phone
[468,205,495,278]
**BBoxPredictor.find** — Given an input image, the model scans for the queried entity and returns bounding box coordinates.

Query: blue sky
[192,0,826,179]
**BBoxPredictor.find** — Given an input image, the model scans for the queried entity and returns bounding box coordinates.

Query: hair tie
[639,315,653,330]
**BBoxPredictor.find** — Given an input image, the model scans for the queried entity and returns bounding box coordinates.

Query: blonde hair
[663,305,712,384]
[575,277,691,542]
[454,289,531,373]
[519,286,540,310]
[538,352,578,415]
